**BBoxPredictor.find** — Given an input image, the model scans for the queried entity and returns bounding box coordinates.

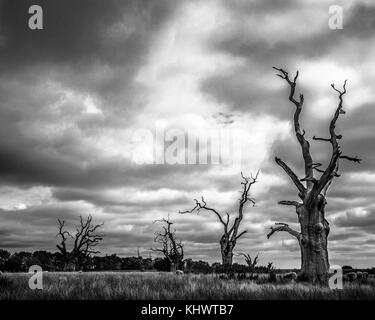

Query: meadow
[1,272,375,300]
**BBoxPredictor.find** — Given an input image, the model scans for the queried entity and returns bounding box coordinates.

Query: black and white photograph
[0,0,374,313]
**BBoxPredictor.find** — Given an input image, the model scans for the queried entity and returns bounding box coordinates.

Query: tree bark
[170,262,177,272]
[220,236,234,270]
[221,252,233,269]
[297,195,330,285]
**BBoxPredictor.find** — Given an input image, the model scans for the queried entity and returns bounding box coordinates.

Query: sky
[0,0,374,268]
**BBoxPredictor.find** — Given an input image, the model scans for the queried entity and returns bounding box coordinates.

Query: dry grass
[0,272,374,300]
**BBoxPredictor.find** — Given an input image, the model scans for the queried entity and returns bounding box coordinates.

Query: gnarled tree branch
[278,200,301,207]
[267,222,301,241]
[273,67,314,190]
[308,80,361,203]
[275,157,306,198]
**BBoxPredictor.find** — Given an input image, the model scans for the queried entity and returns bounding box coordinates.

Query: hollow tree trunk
[221,252,233,269]
[297,195,330,285]
[220,237,235,271]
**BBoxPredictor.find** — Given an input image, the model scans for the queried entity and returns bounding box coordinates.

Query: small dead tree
[180,172,258,270]
[239,252,259,278]
[151,217,184,272]
[56,215,103,271]
[267,262,274,272]
[268,67,361,285]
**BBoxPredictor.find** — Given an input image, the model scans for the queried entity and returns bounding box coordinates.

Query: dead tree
[267,262,274,272]
[151,217,184,272]
[181,172,258,270]
[239,252,259,278]
[268,67,361,285]
[56,215,103,271]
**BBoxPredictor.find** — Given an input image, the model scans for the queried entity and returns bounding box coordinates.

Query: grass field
[1,272,375,300]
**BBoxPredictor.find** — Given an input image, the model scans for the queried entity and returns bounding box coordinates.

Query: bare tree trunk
[298,197,330,284]
[220,237,234,270]
[221,253,233,269]
[170,262,177,272]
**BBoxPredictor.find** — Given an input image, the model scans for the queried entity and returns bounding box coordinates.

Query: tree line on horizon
[0,248,278,274]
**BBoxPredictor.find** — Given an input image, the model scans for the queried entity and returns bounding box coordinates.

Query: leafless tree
[151,217,184,272]
[181,172,259,270]
[268,67,361,284]
[267,262,274,272]
[238,252,259,277]
[56,215,103,271]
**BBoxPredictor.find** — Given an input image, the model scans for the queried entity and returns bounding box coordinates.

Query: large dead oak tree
[181,172,258,270]
[268,67,361,284]
[151,217,184,272]
[56,215,103,271]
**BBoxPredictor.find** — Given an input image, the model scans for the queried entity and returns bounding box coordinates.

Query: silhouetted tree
[56,215,103,271]
[151,217,184,272]
[267,68,361,285]
[181,172,258,270]
[239,252,259,277]
[267,262,274,272]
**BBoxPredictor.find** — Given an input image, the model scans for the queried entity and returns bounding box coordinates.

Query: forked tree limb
[267,222,301,241]
[234,230,247,240]
[273,67,314,189]
[229,171,259,238]
[278,200,301,207]
[308,80,361,203]
[339,155,361,163]
[179,197,229,233]
[275,157,306,198]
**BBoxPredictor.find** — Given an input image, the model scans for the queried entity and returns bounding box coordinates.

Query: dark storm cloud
[343,3,375,38]
[0,143,208,189]
[0,0,176,131]
[0,0,181,191]
[0,0,174,71]
[215,1,375,62]
[201,2,375,116]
